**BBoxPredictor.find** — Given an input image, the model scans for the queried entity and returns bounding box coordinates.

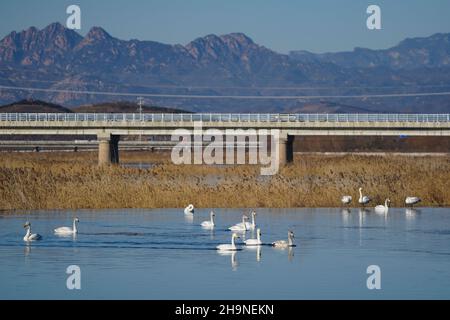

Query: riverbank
[0,151,449,210]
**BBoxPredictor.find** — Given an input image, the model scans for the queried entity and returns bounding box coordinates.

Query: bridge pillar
[278,133,294,165]
[98,133,120,165]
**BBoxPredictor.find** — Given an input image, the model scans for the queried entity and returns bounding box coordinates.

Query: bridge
[1,113,450,166]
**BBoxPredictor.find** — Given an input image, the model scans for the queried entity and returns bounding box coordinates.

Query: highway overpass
[1,113,450,166]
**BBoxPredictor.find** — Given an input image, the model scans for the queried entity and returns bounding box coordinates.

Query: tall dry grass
[0,151,449,210]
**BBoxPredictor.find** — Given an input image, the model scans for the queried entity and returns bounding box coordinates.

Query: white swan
[405,197,421,207]
[341,195,352,206]
[201,211,215,228]
[23,222,42,242]
[272,230,296,248]
[375,199,390,213]
[229,215,249,232]
[358,187,371,206]
[217,233,240,251]
[235,211,256,230]
[244,228,262,246]
[184,204,194,215]
[54,217,79,235]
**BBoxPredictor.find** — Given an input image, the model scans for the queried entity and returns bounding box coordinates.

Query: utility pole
[137,97,144,169]
[137,96,144,121]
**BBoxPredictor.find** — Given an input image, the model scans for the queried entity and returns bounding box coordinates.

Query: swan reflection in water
[358,208,369,245]
[184,214,194,223]
[24,244,31,257]
[341,208,351,225]
[207,228,215,240]
[405,208,420,220]
[55,232,78,241]
[288,247,294,262]
[217,250,238,271]
[358,208,370,225]
[244,244,262,262]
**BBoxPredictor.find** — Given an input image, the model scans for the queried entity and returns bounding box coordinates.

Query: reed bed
[0,151,449,210]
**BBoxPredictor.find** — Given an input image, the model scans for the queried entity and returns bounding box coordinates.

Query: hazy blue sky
[0,0,449,53]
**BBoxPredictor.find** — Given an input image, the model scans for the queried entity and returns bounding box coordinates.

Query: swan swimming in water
[184,204,194,215]
[229,215,249,232]
[272,230,295,248]
[244,228,262,246]
[375,199,390,213]
[405,197,421,207]
[217,233,240,251]
[23,222,42,242]
[341,196,352,206]
[54,217,79,235]
[201,211,215,228]
[358,188,371,207]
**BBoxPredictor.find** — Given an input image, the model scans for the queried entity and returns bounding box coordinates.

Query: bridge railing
[0,113,450,123]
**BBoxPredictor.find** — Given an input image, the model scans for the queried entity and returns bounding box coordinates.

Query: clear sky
[0,0,449,53]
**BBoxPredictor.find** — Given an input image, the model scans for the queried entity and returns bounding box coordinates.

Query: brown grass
[0,151,449,210]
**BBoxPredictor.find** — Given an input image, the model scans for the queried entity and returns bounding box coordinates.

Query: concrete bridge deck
[1,113,450,166]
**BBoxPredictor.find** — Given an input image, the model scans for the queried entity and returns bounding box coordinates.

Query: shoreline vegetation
[0,151,449,210]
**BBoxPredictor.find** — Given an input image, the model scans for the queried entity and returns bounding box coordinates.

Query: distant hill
[0,99,73,113]
[0,99,189,113]
[290,33,450,70]
[279,101,379,114]
[73,101,189,113]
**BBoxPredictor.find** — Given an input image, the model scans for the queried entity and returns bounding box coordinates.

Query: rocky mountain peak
[185,32,256,60]
[84,27,113,42]
[220,33,254,47]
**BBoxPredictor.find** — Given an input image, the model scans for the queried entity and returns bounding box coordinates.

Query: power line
[1,84,450,99]
[2,76,450,91]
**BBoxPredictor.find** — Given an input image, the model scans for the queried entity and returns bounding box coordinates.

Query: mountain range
[0,22,450,113]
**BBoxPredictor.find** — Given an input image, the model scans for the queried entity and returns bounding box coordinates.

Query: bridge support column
[278,133,294,166]
[98,133,120,165]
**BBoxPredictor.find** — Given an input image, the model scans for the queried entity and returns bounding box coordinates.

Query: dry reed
[0,151,449,210]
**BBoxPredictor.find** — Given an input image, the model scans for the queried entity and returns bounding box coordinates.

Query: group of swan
[23,217,79,242]
[216,230,295,251]
[185,205,296,252]
[341,188,371,207]
[221,211,295,251]
[228,212,256,232]
[341,187,421,212]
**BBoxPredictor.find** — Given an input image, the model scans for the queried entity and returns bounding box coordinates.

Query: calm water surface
[0,208,449,299]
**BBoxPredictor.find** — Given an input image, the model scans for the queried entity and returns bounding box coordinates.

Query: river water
[0,208,449,299]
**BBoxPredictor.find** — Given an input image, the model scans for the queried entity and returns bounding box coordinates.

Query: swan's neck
[25,227,31,238]
[359,189,363,200]
[242,217,247,230]
[288,234,293,246]
[384,200,389,209]
[257,231,261,241]
[251,214,256,227]
[231,236,236,247]
[210,214,215,225]
[73,220,77,232]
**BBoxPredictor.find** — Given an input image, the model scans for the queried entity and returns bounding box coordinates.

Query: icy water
[0,208,449,300]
